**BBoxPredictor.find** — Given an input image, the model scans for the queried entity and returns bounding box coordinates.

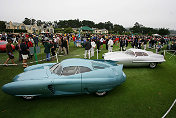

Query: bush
[5,29,27,33]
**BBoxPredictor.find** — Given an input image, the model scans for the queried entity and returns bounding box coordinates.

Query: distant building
[6,21,26,30]
[5,21,54,34]
[93,29,108,34]
[72,27,109,34]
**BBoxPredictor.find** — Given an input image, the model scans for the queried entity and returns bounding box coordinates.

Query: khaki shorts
[22,55,28,60]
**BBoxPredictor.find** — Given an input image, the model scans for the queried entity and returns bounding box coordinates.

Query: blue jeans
[46,53,50,61]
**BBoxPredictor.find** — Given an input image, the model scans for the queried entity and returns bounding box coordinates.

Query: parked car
[2,58,126,100]
[0,40,15,52]
[103,48,165,68]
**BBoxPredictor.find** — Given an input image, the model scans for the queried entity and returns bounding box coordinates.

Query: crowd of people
[1,32,176,67]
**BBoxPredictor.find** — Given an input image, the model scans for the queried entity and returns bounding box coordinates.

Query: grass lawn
[0,41,176,118]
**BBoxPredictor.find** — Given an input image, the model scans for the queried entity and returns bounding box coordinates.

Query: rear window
[92,62,109,70]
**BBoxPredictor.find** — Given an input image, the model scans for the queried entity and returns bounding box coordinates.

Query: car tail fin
[118,64,123,70]
[93,59,118,66]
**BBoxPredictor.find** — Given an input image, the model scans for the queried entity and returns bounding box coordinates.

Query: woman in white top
[91,39,96,57]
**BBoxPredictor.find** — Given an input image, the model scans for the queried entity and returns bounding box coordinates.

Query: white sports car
[103,48,165,68]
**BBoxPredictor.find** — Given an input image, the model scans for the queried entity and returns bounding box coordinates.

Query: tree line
[0,18,171,35]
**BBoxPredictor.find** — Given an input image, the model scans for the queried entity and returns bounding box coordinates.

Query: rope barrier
[0,54,82,66]
[162,99,176,118]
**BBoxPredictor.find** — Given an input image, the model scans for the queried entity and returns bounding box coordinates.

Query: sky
[1,0,176,30]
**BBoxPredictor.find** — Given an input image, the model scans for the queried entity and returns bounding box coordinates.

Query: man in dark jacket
[62,37,68,55]
[33,35,39,47]
[84,39,91,59]
[44,39,52,61]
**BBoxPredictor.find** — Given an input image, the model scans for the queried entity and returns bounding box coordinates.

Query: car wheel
[149,63,157,69]
[95,91,107,96]
[22,96,35,100]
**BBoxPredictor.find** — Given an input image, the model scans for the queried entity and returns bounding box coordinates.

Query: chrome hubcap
[23,96,34,100]
[96,91,106,96]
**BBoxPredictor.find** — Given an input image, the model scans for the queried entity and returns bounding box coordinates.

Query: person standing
[100,37,104,49]
[26,38,33,59]
[84,39,91,59]
[4,39,16,66]
[33,35,39,47]
[108,38,114,52]
[57,37,62,54]
[62,37,68,55]
[44,39,52,61]
[96,39,101,52]
[90,39,96,57]
[143,38,147,50]
[15,39,22,61]
[51,40,57,57]
[124,38,128,50]
[20,39,29,68]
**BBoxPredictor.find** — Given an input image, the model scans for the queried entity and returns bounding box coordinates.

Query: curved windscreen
[125,50,135,56]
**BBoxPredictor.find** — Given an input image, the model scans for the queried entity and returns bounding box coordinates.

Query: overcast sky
[1,0,176,30]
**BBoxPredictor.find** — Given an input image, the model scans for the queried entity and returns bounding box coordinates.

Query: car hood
[13,67,50,81]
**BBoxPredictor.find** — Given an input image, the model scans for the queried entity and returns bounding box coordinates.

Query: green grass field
[0,42,176,118]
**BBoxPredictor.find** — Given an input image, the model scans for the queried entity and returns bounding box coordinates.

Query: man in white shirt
[90,39,96,57]
[108,38,114,52]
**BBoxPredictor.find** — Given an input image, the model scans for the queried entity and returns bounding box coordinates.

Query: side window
[79,66,92,73]
[62,66,77,76]
[92,62,109,70]
[53,64,62,75]
[135,52,143,56]
[143,52,148,56]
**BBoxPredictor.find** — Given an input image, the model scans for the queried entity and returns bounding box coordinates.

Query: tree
[113,24,126,34]
[158,28,170,35]
[64,27,73,33]
[23,18,31,25]
[37,20,42,26]
[95,22,105,29]
[0,21,6,32]
[81,20,95,28]
[130,22,143,34]
[104,21,113,31]
[31,19,36,25]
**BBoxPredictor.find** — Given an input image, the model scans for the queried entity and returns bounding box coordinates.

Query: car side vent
[48,85,54,94]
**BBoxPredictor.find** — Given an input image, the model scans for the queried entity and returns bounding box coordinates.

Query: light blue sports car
[2,58,126,100]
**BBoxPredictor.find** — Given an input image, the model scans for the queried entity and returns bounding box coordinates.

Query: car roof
[60,58,114,69]
[61,58,93,69]
[128,48,148,53]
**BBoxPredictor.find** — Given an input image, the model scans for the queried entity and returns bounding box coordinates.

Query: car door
[133,52,149,66]
[53,66,82,95]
